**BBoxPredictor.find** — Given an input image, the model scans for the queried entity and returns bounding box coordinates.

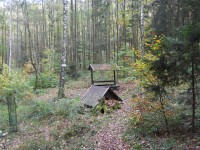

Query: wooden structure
[81,85,122,107]
[88,64,120,88]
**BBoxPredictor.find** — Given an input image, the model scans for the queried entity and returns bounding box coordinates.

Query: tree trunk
[116,0,119,64]
[8,0,12,75]
[22,0,39,91]
[140,0,145,56]
[58,0,68,98]
[74,0,77,67]
[191,48,196,133]
[7,95,18,132]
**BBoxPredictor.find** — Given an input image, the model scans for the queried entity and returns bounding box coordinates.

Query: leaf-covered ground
[1,80,199,149]
[94,84,133,150]
[0,80,135,149]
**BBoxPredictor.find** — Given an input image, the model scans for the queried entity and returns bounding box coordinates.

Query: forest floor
[93,83,134,150]
[1,79,200,149]
[0,80,135,149]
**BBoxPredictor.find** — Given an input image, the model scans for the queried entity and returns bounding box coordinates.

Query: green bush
[27,101,53,120]
[24,98,83,120]
[0,65,31,101]
[66,64,80,80]
[29,72,58,89]
[0,105,8,131]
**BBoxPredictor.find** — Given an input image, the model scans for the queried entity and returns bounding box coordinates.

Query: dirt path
[94,84,134,150]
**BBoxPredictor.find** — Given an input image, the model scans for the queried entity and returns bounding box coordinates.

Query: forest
[0,0,200,149]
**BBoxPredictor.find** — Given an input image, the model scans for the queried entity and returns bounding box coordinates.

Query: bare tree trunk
[48,2,55,71]
[22,0,39,91]
[1,5,6,72]
[74,0,77,67]
[58,0,68,98]
[92,0,96,63]
[140,0,145,56]
[106,0,111,63]
[7,95,18,132]
[116,0,119,64]
[70,0,74,64]
[8,0,12,74]
[191,47,196,133]
[87,0,91,64]
[159,92,170,133]
[16,0,21,68]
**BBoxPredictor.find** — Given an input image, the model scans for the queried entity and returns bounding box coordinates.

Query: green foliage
[0,105,8,131]
[0,65,31,100]
[26,101,53,120]
[129,96,184,136]
[117,46,134,77]
[29,72,58,89]
[66,64,80,80]
[23,98,82,120]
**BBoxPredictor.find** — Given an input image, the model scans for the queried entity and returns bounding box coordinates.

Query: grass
[2,77,199,149]
[0,78,114,149]
[0,104,9,131]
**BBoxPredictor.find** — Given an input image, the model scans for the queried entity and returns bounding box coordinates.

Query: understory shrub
[0,105,8,131]
[29,72,58,89]
[0,65,31,101]
[66,64,80,80]
[23,98,82,120]
[130,95,184,136]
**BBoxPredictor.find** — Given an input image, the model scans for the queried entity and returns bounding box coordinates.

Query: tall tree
[58,0,68,98]
[8,0,12,74]
[140,0,144,56]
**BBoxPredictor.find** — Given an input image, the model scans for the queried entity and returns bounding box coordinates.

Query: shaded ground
[0,81,135,149]
[93,83,134,150]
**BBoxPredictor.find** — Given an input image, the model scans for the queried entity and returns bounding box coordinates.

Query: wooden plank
[81,85,121,107]
[93,80,115,83]
[81,86,109,107]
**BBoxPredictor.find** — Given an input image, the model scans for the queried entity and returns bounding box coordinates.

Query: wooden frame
[88,64,120,88]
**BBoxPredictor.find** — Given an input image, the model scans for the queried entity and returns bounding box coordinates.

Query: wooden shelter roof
[88,64,120,71]
[81,85,122,107]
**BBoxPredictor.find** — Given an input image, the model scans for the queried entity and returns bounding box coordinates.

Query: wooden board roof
[81,85,122,107]
[88,64,120,71]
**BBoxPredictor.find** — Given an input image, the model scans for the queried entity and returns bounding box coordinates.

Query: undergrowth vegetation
[29,72,58,89]
[123,28,200,149]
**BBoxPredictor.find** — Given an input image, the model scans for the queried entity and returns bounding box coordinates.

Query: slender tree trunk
[1,6,5,72]
[106,0,111,63]
[159,91,170,133]
[116,0,119,64]
[140,0,145,56]
[70,0,74,64]
[22,0,39,91]
[191,48,196,133]
[87,0,91,64]
[7,95,18,132]
[16,1,21,68]
[74,0,77,67]
[92,0,96,63]
[9,0,12,74]
[58,0,68,98]
[48,4,55,71]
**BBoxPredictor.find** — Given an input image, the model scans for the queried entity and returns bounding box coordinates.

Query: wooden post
[91,69,94,84]
[7,95,18,132]
[114,71,116,85]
